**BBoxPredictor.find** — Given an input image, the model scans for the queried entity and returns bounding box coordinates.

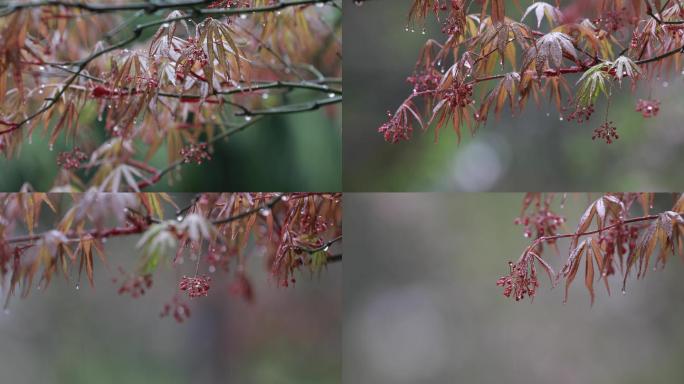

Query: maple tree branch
[5,223,150,245]
[517,213,680,263]
[4,193,340,246]
[0,0,334,18]
[211,193,285,225]
[0,0,341,137]
[646,8,684,25]
[298,235,342,253]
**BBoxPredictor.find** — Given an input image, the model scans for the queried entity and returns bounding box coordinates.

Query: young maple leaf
[523,32,577,78]
[522,2,562,28]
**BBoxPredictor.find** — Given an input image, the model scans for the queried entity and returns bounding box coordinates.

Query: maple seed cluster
[180,143,212,164]
[497,258,539,301]
[179,275,211,298]
[635,99,661,118]
[592,121,619,144]
[56,147,88,170]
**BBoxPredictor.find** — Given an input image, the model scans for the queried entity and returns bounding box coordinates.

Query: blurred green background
[0,195,341,384]
[344,0,684,191]
[344,193,684,383]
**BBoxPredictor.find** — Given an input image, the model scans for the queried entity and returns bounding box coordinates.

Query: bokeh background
[344,0,684,191]
[344,193,684,383]
[0,194,341,384]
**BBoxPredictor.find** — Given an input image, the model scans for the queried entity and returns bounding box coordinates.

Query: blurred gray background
[0,227,341,384]
[343,0,684,191]
[344,193,684,383]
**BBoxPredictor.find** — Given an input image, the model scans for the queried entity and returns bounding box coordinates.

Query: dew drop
[324,245,330,252]
[244,116,253,122]
[259,208,271,216]
[559,116,564,121]
[75,283,80,290]
[621,289,626,295]
[262,93,269,100]
[240,14,247,19]
[176,215,183,222]
[48,144,54,151]
[209,265,216,273]
[328,92,336,98]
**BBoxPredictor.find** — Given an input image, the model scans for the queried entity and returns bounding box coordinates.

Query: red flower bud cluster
[179,275,211,298]
[56,147,88,170]
[378,111,413,143]
[592,121,619,144]
[635,99,660,118]
[497,258,539,301]
[180,143,212,164]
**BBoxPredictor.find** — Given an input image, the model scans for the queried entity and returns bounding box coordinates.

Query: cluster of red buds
[406,70,441,93]
[175,43,209,80]
[160,296,191,323]
[592,121,619,144]
[595,9,626,32]
[562,100,595,123]
[208,0,250,8]
[598,220,639,276]
[56,147,88,170]
[378,110,413,143]
[179,275,211,298]
[300,214,330,234]
[635,99,660,118]
[497,256,539,301]
[441,80,473,109]
[180,143,212,164]
[114,272,153,298]
[514,208,565,241]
